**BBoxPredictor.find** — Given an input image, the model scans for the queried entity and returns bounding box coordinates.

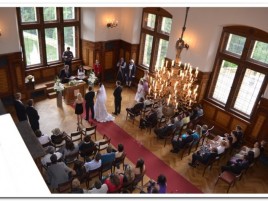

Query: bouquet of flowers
[54,76,64,92]
[68,80,77,86]
[88,71,98,85]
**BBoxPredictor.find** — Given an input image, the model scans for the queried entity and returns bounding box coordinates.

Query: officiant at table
[59,65,71,83]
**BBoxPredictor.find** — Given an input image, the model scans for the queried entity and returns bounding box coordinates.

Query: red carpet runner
[90,120,202,193]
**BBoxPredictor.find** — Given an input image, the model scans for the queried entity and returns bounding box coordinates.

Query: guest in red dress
[93,60,102,82]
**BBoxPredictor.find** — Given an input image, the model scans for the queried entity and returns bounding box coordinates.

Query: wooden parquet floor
[5,81,268,195]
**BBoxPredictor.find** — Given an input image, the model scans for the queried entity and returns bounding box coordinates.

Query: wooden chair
[42,141,53,148]
[85,166,102,189]
[126,109,141,124]
[81,124,97,141]
[141,103,153,116]
[157,116,167,128]
[215,170,244,193]
[122,170,146,193]
[70,130,82,144]
[79,144,97,162]
[196,154,217,176]
[112,152,126,172]
[157,126,178,147]
[56,179,73,193]
[100,161,113,179]
[180,139,195,160]
[95,134,111,152]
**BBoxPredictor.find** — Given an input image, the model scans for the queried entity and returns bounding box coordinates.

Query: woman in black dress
[75,93,84,125]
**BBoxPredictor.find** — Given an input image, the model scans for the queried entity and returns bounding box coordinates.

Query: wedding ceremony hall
[0,4,268,198]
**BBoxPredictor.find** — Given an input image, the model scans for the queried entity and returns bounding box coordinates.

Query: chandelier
[148,62,199,113]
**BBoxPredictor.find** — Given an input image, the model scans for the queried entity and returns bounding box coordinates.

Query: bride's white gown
[94,84,115,122]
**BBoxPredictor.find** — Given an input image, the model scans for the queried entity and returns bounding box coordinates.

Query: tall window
[139,8,172,72]
[17,7,80,68]
[208,26,268,118]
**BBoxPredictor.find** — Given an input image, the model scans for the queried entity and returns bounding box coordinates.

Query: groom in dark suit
[113,81,122,115]
[84,86,95,120]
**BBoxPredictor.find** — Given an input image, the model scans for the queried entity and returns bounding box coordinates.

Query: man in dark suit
[59,65,71,83]
[113,81,122,115]
[84,86,95,120]
[171,129,194,153]
[154,118,176,139]
[14,92,27,122]
[26,99,40,132]
[126,97,144,116]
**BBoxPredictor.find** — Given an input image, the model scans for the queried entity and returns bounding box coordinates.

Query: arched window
[138,8,172,72]
[208,26,268,119]
[17,7,80,68]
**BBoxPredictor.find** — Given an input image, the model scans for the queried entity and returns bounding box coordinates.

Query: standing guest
[47,154,75,190]
[113,81,122,115]
[26,99,40,132]
[77,65,85,79]
[84,86,95,121]
[126,59,136,87]
[14,92,27,121]
[59,65,71,83]
[74,93,84,125]
[35,129,50,146]
[135,79,145,102]
[93,60,102,81]
[116,58,126,84]
[62,47,73,72]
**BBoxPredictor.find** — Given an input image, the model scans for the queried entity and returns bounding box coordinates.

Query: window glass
[142,34,153,67]
[43,7,57,21]
[250,41,268,65]
[160,17,172,34]
[212,60,238,104]
[64,26,76,57]
[143,13,156,30]
[225,34,246,56]
[22,29,41,65]
[45,28,59,62]
[20,7,37,23]
[63,7,75,20]
[155,39,169,70]
[234,69,265,115]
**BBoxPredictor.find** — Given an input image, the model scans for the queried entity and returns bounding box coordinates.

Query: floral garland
[54,77,64,92]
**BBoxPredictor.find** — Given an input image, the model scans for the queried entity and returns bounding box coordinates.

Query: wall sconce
[0,29,2,36]
[107,19,118,28]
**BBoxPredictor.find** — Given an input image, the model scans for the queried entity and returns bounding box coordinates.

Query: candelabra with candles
[148,61,199,113]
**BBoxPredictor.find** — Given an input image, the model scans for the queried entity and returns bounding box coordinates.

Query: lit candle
[165,61,168,67]
[189,100,192,106]
[195,67,199,77]
[149,87,151,95]
[172,60,175,67]
[179,61,181,67]
[171,69,174,76]
[154,93,157,99]
[168,72,170,79]
[163,68,166,74]
[176,102,178,109]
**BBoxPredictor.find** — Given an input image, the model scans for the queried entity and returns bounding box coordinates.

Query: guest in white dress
[135,79,145,102]
[94,83,115,122]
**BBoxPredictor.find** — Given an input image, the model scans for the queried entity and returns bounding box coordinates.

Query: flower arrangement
[88,71,98,85]
[26,75,34,81]
[68,80,77,86]
[54,76,64,92]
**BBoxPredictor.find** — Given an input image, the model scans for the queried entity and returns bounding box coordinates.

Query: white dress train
[94,84,115,123]
[134,83,145,102]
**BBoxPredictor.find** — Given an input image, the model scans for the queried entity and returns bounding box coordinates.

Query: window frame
[207,26,268,120]
[17,7,80,69]
[138,7,172,73]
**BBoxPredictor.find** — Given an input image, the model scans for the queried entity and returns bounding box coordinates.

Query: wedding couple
[91,81,122,123]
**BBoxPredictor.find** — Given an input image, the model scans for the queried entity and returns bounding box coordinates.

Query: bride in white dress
[94,83,115,122]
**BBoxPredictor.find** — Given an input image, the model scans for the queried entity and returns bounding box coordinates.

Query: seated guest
[35,129,50,145]
[101,145,116,165]
[171,129,195,153]
[147,174,167,194]
[155,102,164,119]
[79,135,96,158]
[121,164,135,184]
[86,180,108,194]
[59,139,79,163]
[139,108,158,129]
[188,147,218,168]
[134,158,146,176]
[59,65,71,83]
[71,178,84,193]
[126,97,145,116]
[235,141,261,159]
[51,128,66,145]
[232,125,244,148]
[114,143,124,159]
[190,104,204,121]
[154,118,176,139]
[41,146,62,166]
[84,152,102,172]
[222,151,254,175]
[77,65,85,79]
[208,135,230,151]
[224,130,237,146]
[47,154,76,189]
[104,172,124,193]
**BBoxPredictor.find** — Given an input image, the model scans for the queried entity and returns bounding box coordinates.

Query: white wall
[0,7,21,54]
[81,7,96,41]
